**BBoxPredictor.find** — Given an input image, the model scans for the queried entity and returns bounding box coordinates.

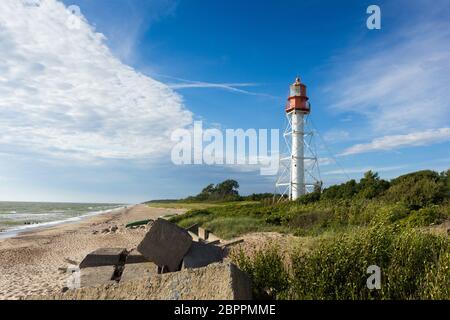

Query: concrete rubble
[137,218,192,272]
[37,262,252,300]
[58,218,251,300]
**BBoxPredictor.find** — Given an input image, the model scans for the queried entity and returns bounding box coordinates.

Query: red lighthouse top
[286,77,310,114]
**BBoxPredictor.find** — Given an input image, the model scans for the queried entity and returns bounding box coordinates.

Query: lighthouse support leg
[291,111,305,200]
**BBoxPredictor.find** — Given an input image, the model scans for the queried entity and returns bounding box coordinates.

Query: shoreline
[0,204,186,300]
[0,205,133,240]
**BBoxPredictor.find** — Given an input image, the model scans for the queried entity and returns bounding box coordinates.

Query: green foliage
[169,204,289,239]
[185,179,241,202]
[231,245,290,299]
[290,225,395,299]
[383,170,447,209]
[404,206,446,227]
[232,227,450,300]
[419,251,450,299]
[170,169,450,300]
[384,230,447,299]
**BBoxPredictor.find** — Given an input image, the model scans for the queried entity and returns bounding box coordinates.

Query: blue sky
[0,0,449,203]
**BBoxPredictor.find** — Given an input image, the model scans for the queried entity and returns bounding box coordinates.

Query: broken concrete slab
[120,262,158,283]
[188,230,200,242]
[79,248,127,268]
[80,266,116,288]
[207,232,220,243]
[182,242,223,269]
[36,262,252,300]
[137,218,192,272]
[198,227,209,240]
[125,249,149,264]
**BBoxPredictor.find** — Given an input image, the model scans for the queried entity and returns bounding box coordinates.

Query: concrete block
[80,266,115,288]
[125,249,149,264]
[37,262,252,300]
[120,262,158,283]
[188,231,200,242]
[137,218,192,272]
[79,248,127,268]
[182,242,223,269]
[207,232,220,243]
[198,227,209,240]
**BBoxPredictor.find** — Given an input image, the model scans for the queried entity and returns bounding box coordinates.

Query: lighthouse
[275,77,319,202]
[286,77,311,200]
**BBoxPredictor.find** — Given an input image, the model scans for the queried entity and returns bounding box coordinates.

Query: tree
[357,171,390,199]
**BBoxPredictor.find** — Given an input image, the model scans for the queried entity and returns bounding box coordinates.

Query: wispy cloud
[156,74,275,97]
[0,0,192,162]
[340,128,450,156]
[324,1,450,135]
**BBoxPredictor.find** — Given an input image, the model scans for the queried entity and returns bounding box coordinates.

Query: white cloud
[324,3,450,135]
[340,127,450,156]
[0,0,192,161]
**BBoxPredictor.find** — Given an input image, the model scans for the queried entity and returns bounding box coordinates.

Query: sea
[0,201,127,238]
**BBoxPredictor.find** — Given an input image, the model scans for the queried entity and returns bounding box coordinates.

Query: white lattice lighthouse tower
[287,77,310,199]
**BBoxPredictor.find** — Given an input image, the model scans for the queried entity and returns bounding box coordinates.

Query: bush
[290,225,394,299]
[231,245,290,299]
[232,226,450,300]
[404,206,446,227]
[383,170,447,209]
[419,251,450,299]
[385,230,447,299]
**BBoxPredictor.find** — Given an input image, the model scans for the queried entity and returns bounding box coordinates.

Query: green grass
[231,226,450,300]
[165,169,450,299]
[147,200,258,210]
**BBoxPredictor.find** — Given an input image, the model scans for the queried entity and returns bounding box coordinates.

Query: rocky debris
[182,242,223,269]
[35,262,252,300]
[60,219,250,299]
[79,248,127,269]
[137,218,192,272]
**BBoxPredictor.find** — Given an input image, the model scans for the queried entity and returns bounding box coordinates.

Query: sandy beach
[0,204,185,300]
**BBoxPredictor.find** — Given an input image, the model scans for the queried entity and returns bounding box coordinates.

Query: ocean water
[0,202,126,236]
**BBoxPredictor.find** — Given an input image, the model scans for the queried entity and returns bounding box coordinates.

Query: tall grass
[231,226,450,300]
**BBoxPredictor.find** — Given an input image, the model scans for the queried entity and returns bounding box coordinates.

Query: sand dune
[0,205,185,300]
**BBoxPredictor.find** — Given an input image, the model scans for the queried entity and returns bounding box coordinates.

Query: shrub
[231,245,290,299]
[404,206,446,227]
[384,230,447,299]
[419,251,450,299]
[288,227,448,300]
[290,225,394,299]
[383,170,447,209]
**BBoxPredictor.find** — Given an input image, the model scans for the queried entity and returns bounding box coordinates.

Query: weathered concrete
[80,266,116,288]
[120,249,158,282]
[79,248,127,268]
[198,227,209,241]
[182,242,223,269]
[125,249,149,264]
[207,232,220,243]
[187,230,200,242]
[36,262,252,300]
[137,218,192,272]
[120,262,158,283]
